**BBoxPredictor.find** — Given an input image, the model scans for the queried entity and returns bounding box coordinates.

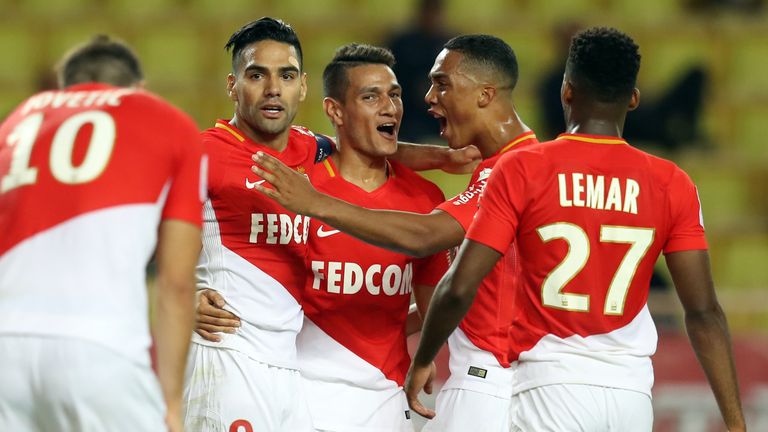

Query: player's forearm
[311,195,448,257]
[392,142,446,171]
[685,305,746,430]
[412,268,475,366]
[392,142,480,174]
[413,240,501,367]
[154,277,195,412]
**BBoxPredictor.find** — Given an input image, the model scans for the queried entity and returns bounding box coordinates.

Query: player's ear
[478,85,495,108]
[561,78,574,107]
[299,72,308,102]
[323,97,344,127]
[226,74,237,102]
[627,88,640,111]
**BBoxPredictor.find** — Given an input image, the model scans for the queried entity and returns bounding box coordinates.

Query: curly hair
[323,43,396,100]
[567,27,641,103]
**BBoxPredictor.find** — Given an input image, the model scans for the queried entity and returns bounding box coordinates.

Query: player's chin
[257,118,291,135]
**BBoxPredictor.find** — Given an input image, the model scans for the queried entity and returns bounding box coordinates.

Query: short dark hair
[566,27,641,103]
[225,17,303,71]
[57,35,143,88]
[443,34,519,90]
[322,43,396,101]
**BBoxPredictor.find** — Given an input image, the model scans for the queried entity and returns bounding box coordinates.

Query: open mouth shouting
[376,122,398,140]
[428,109,447,136]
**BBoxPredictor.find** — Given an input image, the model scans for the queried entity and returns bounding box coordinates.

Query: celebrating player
[251,34,537,431]
[405,27,746,432]
[295,43,448,431]
[0,36,203,432]
[182,17,321,431]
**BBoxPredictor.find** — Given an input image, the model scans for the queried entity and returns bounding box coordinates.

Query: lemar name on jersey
[558,172,639,214]
[310,261,414,296]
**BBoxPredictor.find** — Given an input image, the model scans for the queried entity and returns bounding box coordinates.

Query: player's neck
[333,148,389,192]
[477,110,530,159]
[565,118,624,138]
[230,117,290,152]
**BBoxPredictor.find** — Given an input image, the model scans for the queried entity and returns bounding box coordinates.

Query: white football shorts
[183,342,313,432]
[421,387,513,432]
[0,335,165,431]
[302,377,413,432]
[510,383,653,431]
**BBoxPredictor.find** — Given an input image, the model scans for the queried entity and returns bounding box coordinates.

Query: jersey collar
[557,133,628,145]
[497,130,538,156]
[214,120,246,142]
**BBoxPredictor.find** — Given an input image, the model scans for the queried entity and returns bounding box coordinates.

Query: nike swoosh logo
[316,226,341,238]
[245,178,266,189]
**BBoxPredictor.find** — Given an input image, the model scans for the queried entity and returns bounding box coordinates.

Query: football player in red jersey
[296,43,449,432]
[0,36,203,432]
[406,27,746,432]
[252,35,537,431]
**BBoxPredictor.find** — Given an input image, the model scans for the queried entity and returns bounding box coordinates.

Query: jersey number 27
[537,223,655,315]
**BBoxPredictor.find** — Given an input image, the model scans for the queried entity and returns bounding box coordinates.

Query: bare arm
[152,220,200,431]
[405,239,502,418]
[252,152,465,257]
[665,250,746,431]
[392,142,481,174]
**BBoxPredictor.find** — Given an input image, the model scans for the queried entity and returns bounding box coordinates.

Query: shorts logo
[404,410,411,420]
[467,366,487,379]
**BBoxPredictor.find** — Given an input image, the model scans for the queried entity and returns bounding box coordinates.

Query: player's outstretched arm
[252,152,465,257]
[391,142,481,174]
[405,239,502,418]
[195,289,241,342]
[153,219,201,432]
[666,250,746,432]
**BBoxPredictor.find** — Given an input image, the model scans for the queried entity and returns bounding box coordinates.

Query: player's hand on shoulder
[194,289,240,342]
[404,361,437,419]
[251,151,319,215]
[443,145,481,174]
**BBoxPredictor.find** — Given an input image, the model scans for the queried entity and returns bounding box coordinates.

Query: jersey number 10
[537,223,655,315]
[1,111,115,193]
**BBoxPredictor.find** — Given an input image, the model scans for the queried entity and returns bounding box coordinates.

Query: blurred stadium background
[2,0,766,430]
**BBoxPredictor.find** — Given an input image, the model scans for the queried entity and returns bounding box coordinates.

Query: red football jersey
[436,131,538,395]
[194,120,327,369]
[467,133,707,396]
[298,157,448,389]
[0,83,204,365]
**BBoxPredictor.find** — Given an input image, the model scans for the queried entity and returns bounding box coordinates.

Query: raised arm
[152,219,200,432]
[252,152,464,257]
[665,250,746,432]
[404,239,502,418]
[392,142,481,174]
